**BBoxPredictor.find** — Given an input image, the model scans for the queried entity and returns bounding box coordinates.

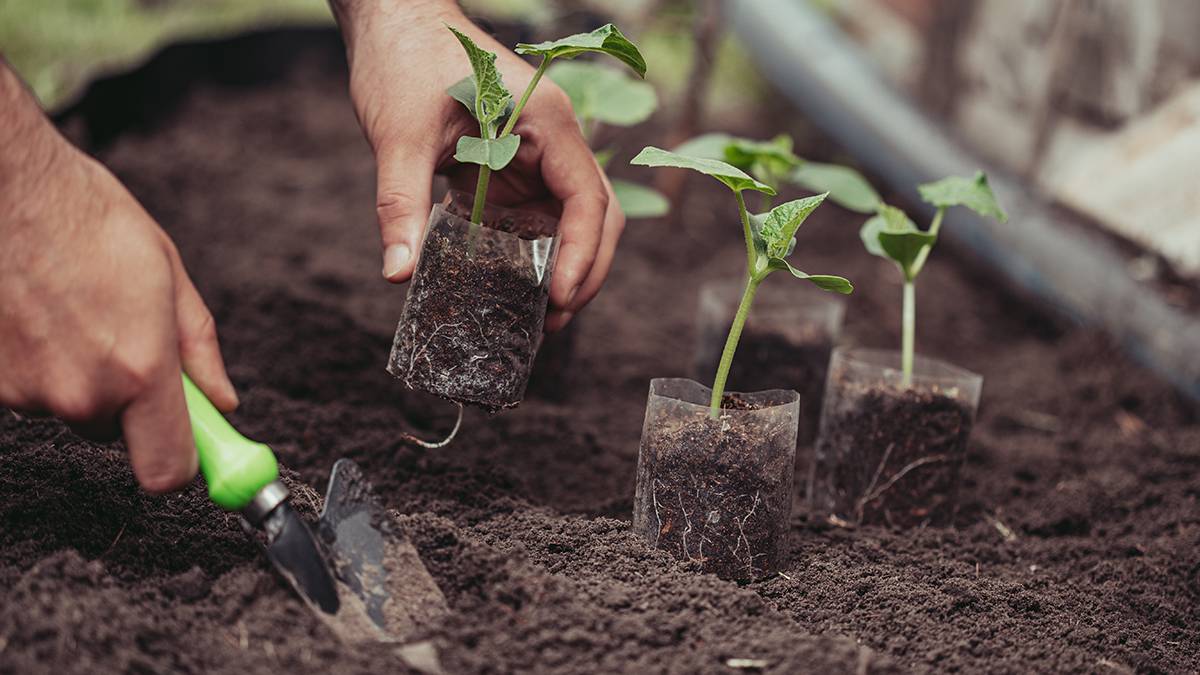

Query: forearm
[0,59,67,203]
[329,0,462,53]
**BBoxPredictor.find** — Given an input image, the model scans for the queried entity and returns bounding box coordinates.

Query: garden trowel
[181,374,448,640]
[182,373,341,615]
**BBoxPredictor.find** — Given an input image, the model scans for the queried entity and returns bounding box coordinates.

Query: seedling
[548,60,668,218]
[447,24,647,240]
[860,171,1007,385]
[631,146,852,418]
[674,132,881,213]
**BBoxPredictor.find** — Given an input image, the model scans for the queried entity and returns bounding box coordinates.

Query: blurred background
[5,0,1199,398]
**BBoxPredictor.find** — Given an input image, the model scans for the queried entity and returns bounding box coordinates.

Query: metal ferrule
[241,480,289,526]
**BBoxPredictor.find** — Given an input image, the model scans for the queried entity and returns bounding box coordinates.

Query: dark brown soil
[633,390,798,582]
[387,192,556,412]
[2,39,1199,674]
[527,316,578,402]
[810,380,975,527]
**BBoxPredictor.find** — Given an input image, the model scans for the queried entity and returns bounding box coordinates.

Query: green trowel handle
[181,373,279,511]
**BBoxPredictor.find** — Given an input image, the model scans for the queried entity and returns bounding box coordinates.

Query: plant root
[397,402,464,450]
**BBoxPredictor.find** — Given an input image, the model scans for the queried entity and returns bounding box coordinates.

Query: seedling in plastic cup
[630,146,853,418]
[859,171,1007,385]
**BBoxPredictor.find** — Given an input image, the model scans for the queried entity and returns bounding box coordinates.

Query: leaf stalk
[500,56,549,138]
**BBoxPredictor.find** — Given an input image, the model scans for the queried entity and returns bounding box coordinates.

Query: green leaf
[454,135,522,170]
[860,204,936,280]
[748,211,769,258]
[724,134,801,177]
[516,23,647,77]
[758,193,829,259]
[611,179,669,218]
[672,132,733,160]
[447,25,512,136]
[769,259,853,294]
[548,61,657,127]
[790,162,880,214]
[672,133,799,188]
[630,146,775,195]
[447,75,514,128]
[917,171,1008,222]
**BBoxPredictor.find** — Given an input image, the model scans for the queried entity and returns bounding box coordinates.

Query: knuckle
[376,191,424,226]
[182,308,218,350]
[112,347,165,394]
[44,387,101,423]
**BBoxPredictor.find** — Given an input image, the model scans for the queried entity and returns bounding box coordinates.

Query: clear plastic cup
[692,279,844,445]
[633,378,800,581]
[387,190,559,411]
[809,348,983,528]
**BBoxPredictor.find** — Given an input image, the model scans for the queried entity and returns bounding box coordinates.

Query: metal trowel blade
[261,502,341,615]
[319,458,448,637]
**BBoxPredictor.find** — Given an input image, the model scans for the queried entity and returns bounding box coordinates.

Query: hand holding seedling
[0,60,239,493]
[631,147,853,417]
[330,0,626,331]
[860,172,1007,384]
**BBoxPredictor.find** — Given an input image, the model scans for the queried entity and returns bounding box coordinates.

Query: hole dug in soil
[633,379,800,582]
[387,190,560,412]
[810,348,982,527]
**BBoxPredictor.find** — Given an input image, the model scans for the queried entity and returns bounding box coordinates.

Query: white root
[396,402,464,450]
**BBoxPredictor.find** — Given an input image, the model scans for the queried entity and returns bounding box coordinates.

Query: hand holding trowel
[181,374,448,642]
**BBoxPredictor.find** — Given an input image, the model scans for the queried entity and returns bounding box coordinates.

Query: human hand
[332,0,624,331]
[0,63,238,492]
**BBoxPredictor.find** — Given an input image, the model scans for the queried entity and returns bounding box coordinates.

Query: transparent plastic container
[387,190,560,411]
[633,378,800,582]
[809,348,983,528]
[693,279,844,445]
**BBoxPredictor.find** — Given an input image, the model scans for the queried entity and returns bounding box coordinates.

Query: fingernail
[565,284,581,307]
[382,244,411,280]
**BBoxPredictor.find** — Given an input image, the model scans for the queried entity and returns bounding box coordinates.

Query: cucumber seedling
[860,171,1007,385]
[631,146,853,418]
[674,132,881,214]
[447,24,646,243]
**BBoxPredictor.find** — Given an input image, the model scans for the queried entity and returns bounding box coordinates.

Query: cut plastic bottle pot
[809,348,983,528]
[633,378,800,582]
[693,279,844,445]
[387,190,560,411]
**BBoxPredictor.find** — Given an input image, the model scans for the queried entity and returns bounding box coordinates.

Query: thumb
[374,134,438,283]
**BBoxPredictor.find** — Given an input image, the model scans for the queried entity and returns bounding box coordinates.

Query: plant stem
[735,190,755,273]
[901,279,915,387]
[500,57,549,138]
[709,276,760,418]
[467,164,491,254]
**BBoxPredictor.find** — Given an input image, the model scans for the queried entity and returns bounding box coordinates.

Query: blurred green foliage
[1,0,333,110]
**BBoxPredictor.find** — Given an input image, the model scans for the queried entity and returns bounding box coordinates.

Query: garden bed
[2,38,1198,674]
